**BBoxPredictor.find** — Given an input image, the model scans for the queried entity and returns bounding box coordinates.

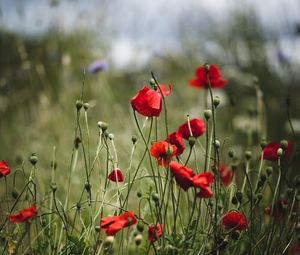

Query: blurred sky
[1,0,300,67]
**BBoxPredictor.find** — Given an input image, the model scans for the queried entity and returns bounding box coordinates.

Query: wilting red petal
[0,160,11,177]
[100,211,137,236]
[148,223,164,243]
[221,211,247,231]
[189,64,227,89]
[169,161,195,191]
[165,132,185,156]
[7,204,37,224]
[150,141,177,167]
[108,169,125,182]
[178,118,206,140]
[262,141,293,161]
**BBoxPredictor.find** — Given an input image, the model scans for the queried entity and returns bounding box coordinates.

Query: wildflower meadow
[0,60,299,255]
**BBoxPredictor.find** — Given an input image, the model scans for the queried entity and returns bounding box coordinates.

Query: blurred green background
[1,0,300,193]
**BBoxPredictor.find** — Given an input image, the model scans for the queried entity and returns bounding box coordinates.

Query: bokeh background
[1,0,300,179]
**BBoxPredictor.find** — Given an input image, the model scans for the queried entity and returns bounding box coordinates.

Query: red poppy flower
[189,64,227,89]
[130,84,172,117]
[169,161,195,191]
[261,141,293,161]
[165,132,185,156]
[264,200,289,219]
[148,223,164,243]
[0,160,10,177]
[219,164,233,187]
[178,118,206,140]
[150,141,177,167]
[193,172,214,198]
[100,211,137,236]
[221,211,247,231]
[7,204,37,224]
[107,168,124,182]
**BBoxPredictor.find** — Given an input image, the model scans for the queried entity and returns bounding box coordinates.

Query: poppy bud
[230,231,240,241]
[204,63,210,72]
[266,166,273,176]
[149,78,156,86]
[95,226,101,232]
[75,100,83,111]
[97,121,108,132]
[51,183,57,193]
[257,180,264,188]
[74,137,81,149]
[218,204,223,211]
[104,236,114,246]
[85,183,91,192]
[151,193,159,203]
[166,146,174,157]
[83,102,89,111]
[188,137,196,147]
[11,188,18,199]
[76,202,81,211]
[231,163,238,171]
[132,135,138,144]
[204,109,212,120]
[236,191,243,202]
[135,234,143,246]
[208,200,214,207]
[228,148,235,158]
[231,196,238,205]
[260,139,267,149]
[108,134,114,140]
[29,153,38,166]
[137,191,142,198]
[213,96,220,107]
[137,221,144,232]
[280,140,288,150]
[217,238,228,250]
[277,148,283,157]
[244,151,252,160]
[214,140,220,149]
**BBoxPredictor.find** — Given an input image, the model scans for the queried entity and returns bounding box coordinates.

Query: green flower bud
[213,96,220,107]
[266,166,273,176]
[108,133,114,140]
[280,140,288,150]
[137,221,144,232]
[74,137,81,149]
[11,188,19,199]
[188,137,196,147]
[76,202,81,211]
[204,109,212,120]
[151,193,159,203]
[228,148,235,158]
[29,153,38,166]
[214,139,220,149]
[104,236,114,246]
[95,226,101,232]
[244,150,252,160]
[132,135,138,144]
[277,148,283,157]
[204,63,210,72]
[231,196,238,205]
[85,182,91,192]
[51,183,57,193]
[149,78,156,86]
[260,174,267,182]
[97,121,108,132]
[83,102,89,111]
[135,234,143,246]
[137,191,142,198]
[75,100,83,111]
